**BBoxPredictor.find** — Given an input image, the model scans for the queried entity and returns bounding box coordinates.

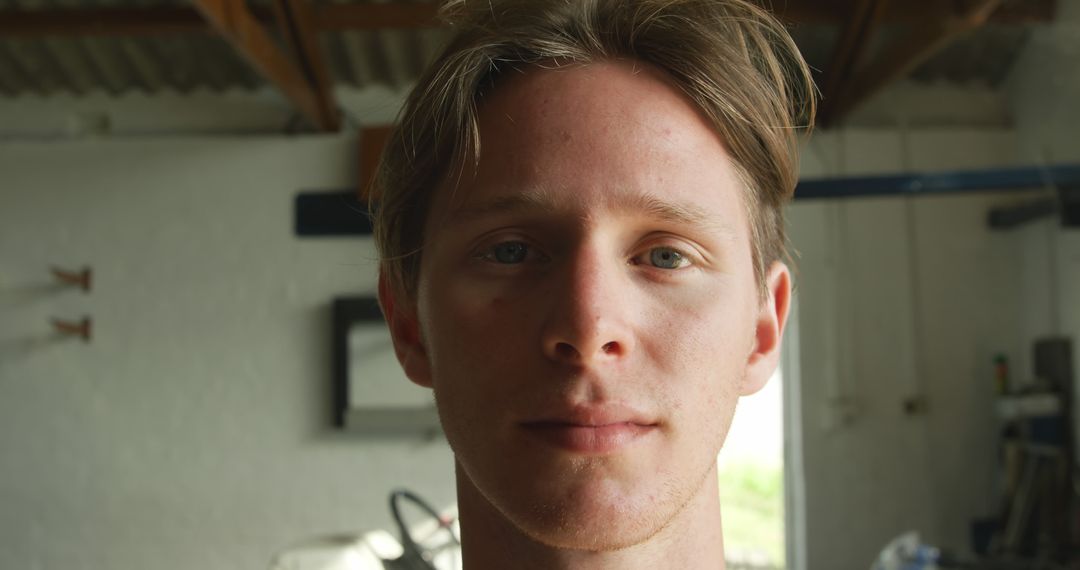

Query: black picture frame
[331,296,441,435]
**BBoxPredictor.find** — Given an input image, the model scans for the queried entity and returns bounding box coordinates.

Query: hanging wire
[384,489,459,570]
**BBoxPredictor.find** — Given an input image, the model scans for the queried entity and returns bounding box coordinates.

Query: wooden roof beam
[772,0,869,24]
[818,0,891,126]
[0,3,440,37]
[882,0,1052,24]
[315,3,439,31]
[272,0,340,131]
[827,0,1006,124]
[0,6,208,36]
[772,0,1052,24]
[192,0,337,131]
[990,0,1056,24]
[0,0,1051,37]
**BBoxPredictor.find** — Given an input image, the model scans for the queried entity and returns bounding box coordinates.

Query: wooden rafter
[0,4,440,37]
[0,6,207,36]
[315,3,440,31]
[0,0,1050,130]
[826,0,1006,123]
[192,0,336,131]
[0,0,1049,37]
[272,0,340,131]
[818,0,891,126]
[991,0,1056,23]
[872,0,1049,25]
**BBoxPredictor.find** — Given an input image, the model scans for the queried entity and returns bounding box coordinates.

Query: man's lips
[523,403,657,427]
[519,405,659,454]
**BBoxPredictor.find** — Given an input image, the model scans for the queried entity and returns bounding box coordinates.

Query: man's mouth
[519,405,659,454]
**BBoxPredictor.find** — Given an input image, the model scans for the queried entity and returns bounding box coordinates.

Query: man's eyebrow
[448,189,736,237]
[621,192,732,235]
[448,191,562,225]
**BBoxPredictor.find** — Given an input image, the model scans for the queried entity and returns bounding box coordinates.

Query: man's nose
[539,246,635,366]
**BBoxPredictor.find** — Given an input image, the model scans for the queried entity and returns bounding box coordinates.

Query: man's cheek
[641,301,727,366]
[428,299,532,380]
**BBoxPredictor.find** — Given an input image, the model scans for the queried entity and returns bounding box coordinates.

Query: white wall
[790,128,1033,569]
[1007,0,1080,403]
[789,3,1080,567]
[0,90,458,570]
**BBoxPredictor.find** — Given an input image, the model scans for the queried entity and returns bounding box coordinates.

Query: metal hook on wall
[51,317,92,343]
[51,266,92,292]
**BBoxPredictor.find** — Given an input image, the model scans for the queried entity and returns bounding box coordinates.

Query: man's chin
[516,512,667,553]
[453,438,695,553]
[498,475,675,552]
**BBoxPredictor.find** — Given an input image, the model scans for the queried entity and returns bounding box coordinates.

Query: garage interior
[1,0,1078,568]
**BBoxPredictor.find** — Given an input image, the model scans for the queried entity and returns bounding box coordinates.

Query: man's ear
[740,261,792,396]
[378,273,434,389]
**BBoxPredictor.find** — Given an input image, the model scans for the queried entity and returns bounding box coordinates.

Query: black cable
[382,489,458,570]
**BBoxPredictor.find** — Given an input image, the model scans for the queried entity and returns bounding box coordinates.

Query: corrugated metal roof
[791,21,1037,93]
[321,26,451,89]
[0,0,1049,98]
[0,0,450,97]
[0,34,264,95]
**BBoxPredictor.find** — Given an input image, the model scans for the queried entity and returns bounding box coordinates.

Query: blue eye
[649,247,688,269]
[490,241,529,264]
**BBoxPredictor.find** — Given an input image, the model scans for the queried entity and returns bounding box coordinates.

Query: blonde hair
[372,0,816,302]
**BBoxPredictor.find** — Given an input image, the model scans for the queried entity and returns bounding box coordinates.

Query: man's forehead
[426,59,745,238]
[479,59,706,135]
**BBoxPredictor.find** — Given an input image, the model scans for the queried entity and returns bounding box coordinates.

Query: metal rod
[796,164,1080,200]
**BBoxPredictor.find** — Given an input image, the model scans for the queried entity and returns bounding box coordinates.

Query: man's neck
[454,462,726,570]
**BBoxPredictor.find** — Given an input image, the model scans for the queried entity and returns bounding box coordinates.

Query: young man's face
[385,61,789,551]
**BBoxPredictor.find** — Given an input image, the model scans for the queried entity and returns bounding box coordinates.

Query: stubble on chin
[452,433,725,555]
